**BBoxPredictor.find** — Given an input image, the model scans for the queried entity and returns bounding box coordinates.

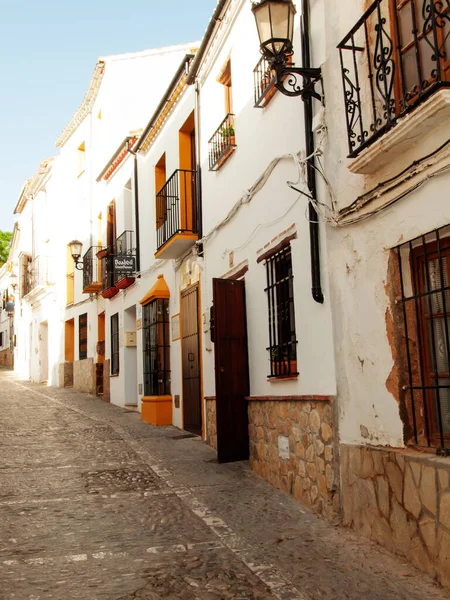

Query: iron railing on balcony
[82,246,102,292]
[254,56,277,107]
[24,256,48,295]
[102,253,116,291]
[115,230,135,257]
[156,170,197,251]
[208,113,236,170]
[338,0,450,157]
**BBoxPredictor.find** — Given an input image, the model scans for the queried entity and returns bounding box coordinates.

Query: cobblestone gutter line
[9,379,307,600]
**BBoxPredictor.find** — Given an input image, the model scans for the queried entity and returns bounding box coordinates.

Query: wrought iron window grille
[79,313,88,361]
[264,245,298,378]
[208,113,236,171]
[111,313,120,375]
[142,299,171,396]
[338,0,450,158]
[82,246,102,291]
[396,225,450,455]
[155,169,197,251]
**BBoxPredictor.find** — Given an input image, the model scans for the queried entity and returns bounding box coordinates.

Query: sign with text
[114,256,136,274]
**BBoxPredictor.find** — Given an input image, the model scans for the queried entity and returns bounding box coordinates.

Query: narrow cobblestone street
[0,369,447,600]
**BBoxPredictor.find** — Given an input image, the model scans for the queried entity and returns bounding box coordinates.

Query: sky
[0,0,218,233]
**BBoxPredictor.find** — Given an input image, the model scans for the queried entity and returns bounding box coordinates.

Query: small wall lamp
[69,240,84,271]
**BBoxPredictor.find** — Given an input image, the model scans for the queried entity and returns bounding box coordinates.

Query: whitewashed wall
[317,0,450,447]
[197,0,336,404]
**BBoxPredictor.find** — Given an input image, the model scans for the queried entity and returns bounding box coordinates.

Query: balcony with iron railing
[101,252,118,300]
[23,256,48,297]
[155,169,198,259]
[208,113,236,171]
[338,0,450,167]
[82,246,102,294]
[254,56,277,107]
[114,230,136,290]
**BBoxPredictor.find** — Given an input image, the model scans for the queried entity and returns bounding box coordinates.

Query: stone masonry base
[248,398,339,520]
[0,348,13,368]
[205,396,339,520]
[341,444,450,587]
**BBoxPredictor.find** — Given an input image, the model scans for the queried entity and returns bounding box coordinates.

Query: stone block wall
[0,348,13,368]
[73,358,95,395]
[205,397,217,450]
[341,444,450,587]
[58,362,73,388]
[248,398,339,520]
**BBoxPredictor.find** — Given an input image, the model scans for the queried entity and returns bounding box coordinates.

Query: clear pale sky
[0,0,217,233]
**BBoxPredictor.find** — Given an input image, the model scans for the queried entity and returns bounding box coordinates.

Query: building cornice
[96,134,140,182]
[55,61,105,148]
[14,159,54,215]
[135,54,195,154]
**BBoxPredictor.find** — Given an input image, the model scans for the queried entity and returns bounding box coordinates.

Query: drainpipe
[194,80,203,248]
[126,143,141,276]
[301,0,324,304]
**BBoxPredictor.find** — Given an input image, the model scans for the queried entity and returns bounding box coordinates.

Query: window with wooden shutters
[111,313,119,375]
[396,227,450,454]
[142,299,170,396]
[264,245,298,378]
[79,313,88,360]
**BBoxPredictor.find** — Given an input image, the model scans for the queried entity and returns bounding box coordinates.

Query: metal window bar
[111,313,119,375]
[155,170,197,251]
[102,251,116,291]
[142,299,171,396]
[208,113,236,170]
[264,245,298,378]
[254,56,277,107]
[82,246,102,290]
[338,0,450,158]
[396,226,450,455]
[79,313,88,360]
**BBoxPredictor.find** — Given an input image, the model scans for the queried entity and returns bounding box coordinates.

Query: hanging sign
[113,256,136,274]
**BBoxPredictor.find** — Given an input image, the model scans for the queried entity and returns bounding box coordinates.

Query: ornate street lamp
[252,0,324,303]
[69,240,84,270]
[251,0,321,99]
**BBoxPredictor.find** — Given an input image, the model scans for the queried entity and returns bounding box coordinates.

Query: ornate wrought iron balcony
[254,56,277,107]
[82,246,102,294]
[155,169,198,258]
[115,230,136,289]
[24,256,48,296]
[101,252,118,300]
[208,113,236,170]
[338,0,450,158]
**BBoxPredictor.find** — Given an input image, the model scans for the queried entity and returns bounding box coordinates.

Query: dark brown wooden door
[181,285,202,435]
[213,278,249,463]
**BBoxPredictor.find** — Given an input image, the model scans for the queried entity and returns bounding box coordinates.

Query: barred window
[265,245,298,378]
[396,227,450,454]
[79,313,87,360]
[142,299,170,396]
[111,313,119,375]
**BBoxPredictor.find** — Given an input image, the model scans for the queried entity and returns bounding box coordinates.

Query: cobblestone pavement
[0,369,448,600]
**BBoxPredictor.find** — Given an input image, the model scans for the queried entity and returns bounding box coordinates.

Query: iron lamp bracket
[272,61,322,100]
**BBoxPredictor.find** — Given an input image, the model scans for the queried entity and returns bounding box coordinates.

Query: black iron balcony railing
[24,256,48,295]
[208,113,236,170]
[101,254,115,290]
[254,56,277,107]
[115,230,135,257]
[82,246,102,293]
[156,170,197,251]
[338,0,450,158]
